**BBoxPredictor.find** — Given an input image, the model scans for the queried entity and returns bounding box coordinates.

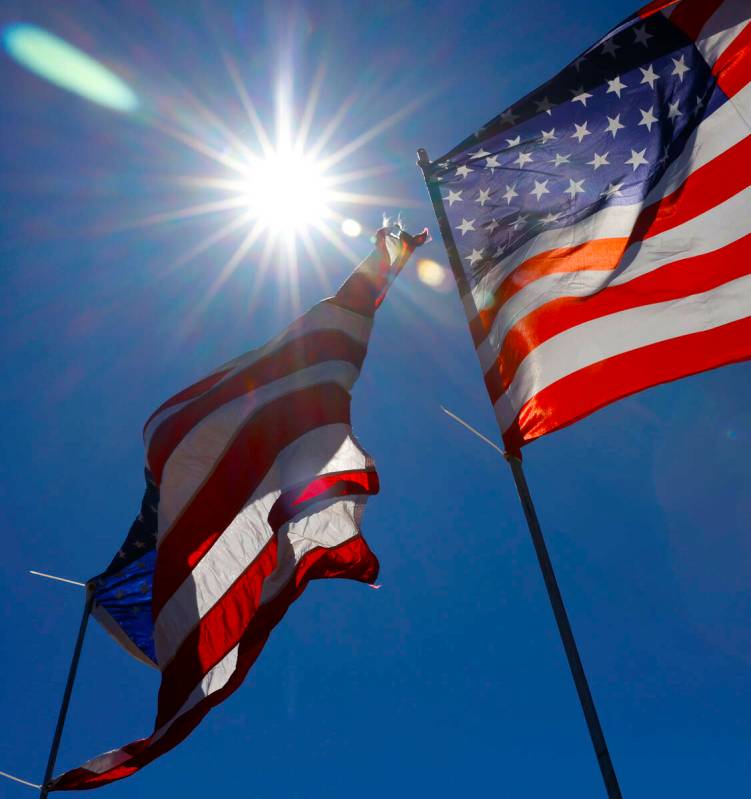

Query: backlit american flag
[424,0,751,452]
[49,225,426,791]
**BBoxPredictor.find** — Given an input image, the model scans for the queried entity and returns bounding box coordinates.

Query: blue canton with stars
[92,469,158,665]
[428,11,729,287]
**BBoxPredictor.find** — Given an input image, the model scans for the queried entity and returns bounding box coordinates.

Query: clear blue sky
[1,1,749,796]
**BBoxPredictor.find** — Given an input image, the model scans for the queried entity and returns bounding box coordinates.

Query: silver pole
[39,584,94,798]
[418,148,623,797]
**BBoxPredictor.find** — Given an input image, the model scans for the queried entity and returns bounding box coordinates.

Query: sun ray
[164,210,255,273]
[150,116,249,175]
[322,163,399,188]
[221,50,275,157]
[312,219,360,266]
[327,190,421,208]
[319,92,432,172]
[295,62,327,153]
[119,195,250,231]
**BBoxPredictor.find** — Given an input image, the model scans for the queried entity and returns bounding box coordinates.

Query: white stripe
[695,0,749,67]
[462,80,751,322]
[495,272,751,430]
[144,300,372,448]
[260,496,367,604]
[156,360,361,540]
[475,185,751,371]
[154,425,370,666]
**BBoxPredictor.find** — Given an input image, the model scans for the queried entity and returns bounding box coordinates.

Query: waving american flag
[50,225,426,791]
[423,0,751,452]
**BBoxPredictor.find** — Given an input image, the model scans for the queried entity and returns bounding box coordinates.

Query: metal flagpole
[417,149,623,798]
[39,583,94,799]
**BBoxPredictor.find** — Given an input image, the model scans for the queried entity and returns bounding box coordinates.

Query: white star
[456,218,476,236]
[639,64,660,89]
[485,155,501,172]
[485,219,500,233]
[587,151,610,170]
[502,184,518,204]
[657,145,671,167]
[552,152,571,167]
[134,540,146,549]
[601,38,620,58]
[469,148,490,159]
[564,178,586,198]
[514,151,533,167]
[535,96,554,115]
[606,75,627,99]
[540,128,557,143]
[510,213,528,230]
[667,100,682,121]
[694,92,707,116]
[638,105,658,132]
[465,248,484,265]
[625,148,649,170]
[571,86,593,106]
[503,136,519,149]
[633,24,653,47]
[540,211,563,224]
[605,114,625,138]
[571,121,591,143]
[500,108,519,125]
[456,165,472,178]
[573,55,587,71]
[530,179,551,201]
[671,54,690,82]
[602,181,624,199]
[444,189,462,206]
[477,188,491,206]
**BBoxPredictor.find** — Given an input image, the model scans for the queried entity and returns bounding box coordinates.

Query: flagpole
[417,148,623,798]
[39,583,94,799]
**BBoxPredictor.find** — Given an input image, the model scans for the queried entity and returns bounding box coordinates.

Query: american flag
[424,0,751,452]
[50,225,426,791]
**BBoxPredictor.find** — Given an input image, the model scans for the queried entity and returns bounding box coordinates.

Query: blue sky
[1,1,749,796]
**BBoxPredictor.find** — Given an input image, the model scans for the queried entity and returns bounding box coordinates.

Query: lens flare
[2,23,138,112]
[416,258,448,289]
[340,218,362,237]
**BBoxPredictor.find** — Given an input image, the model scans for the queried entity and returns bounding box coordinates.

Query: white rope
[29,570,85,588]
[0,770,42,790]
[440,405,504,456]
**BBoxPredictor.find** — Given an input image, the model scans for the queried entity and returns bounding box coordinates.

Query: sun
[241,147,332,235]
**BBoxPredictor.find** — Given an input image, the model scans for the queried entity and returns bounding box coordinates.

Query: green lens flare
[3,23,138,112]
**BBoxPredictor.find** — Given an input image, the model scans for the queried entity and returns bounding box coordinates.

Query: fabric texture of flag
[50,224,427,791]
[423,0,751,453]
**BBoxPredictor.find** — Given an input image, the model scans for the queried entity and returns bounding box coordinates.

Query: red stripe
[712,18,751,98]
[152,383,352,616]
[50,535,378,792]
[157,469,379,725]
[143,369,231,436]
[630,132,751,242]
[155,535,278,727]
[638,0,680,18]
[268,468,379,533]
[147,329,366,484]
[503,313,751,451]
[486,231,751,404]
[669,0,723,41]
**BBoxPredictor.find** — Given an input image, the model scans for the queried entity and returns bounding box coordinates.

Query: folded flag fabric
[51,224,426,791]
[422,0,751,453]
